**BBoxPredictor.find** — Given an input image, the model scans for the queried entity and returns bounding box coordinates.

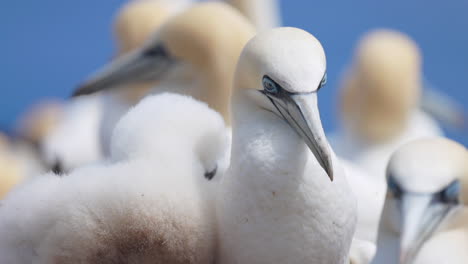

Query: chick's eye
[438,180,460,204]
[263,76,278,93]
[318,73,327,90]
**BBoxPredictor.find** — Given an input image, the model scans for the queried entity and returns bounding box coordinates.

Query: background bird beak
[267,91,334,180]
[398,193,457,264]
[72,48,174,97]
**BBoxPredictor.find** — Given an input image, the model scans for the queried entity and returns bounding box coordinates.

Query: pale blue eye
[263,76,278,93]
[387,175,403,199]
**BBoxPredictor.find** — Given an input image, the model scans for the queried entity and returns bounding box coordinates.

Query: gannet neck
[219,94,356,263]
[339,29,422,144]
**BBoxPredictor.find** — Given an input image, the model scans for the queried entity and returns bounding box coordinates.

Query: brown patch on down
[44,201,216,264]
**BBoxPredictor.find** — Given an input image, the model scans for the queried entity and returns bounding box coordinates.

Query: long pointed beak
[399,193,457,264]
[266,92,334,180]
[72,48,175,97]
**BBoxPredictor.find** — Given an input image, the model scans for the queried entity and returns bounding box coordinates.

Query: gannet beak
[266,91,334,180]
[72,45,175,97]
[398,193,458,264]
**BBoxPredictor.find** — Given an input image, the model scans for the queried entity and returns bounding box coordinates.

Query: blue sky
[0,0,466,144]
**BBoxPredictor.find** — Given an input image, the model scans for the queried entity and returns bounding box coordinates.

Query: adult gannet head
[384,137,468,263]
[114,0,191,55]
[340,29,422,143]
[112,0,191,103]
[74,2,256,124]
[233,27,333,179]
[0,139,22,199]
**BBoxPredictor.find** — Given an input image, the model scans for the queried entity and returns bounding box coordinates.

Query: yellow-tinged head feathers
[114,0,189,55]
[0,149,22,199]
[15,100,63,145]
[234,27,326,93]
[340,29,422,143]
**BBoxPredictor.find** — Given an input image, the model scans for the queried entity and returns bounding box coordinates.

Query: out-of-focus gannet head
[340,29,422,143]
[384,137,468,263]
[227,0,282,31]
[15,100,63,146]
[113,0,191,103]
[233,27,333,179]
[111,93,228,178]
[74,2,256,124]
[114,0,191,55]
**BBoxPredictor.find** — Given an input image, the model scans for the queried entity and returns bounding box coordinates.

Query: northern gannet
[0,93,227,263]
[73,2,256,160]
[329,30,444,260]
[217,27,357,264]
[373,137,468,264]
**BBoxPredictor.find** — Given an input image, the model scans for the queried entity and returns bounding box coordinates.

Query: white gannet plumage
[0,93,227,263]
[217,27,357,264]
[373,137,468,264]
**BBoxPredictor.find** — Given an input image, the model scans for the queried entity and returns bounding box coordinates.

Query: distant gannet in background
[0,93,227,263]
[0,134,22,199]
[329,30,444,260]
[227,0,282,30]
[373,137,468,264]
[217,27,357,264]
[39,95,104,174]
[73,2,256,172]
[99,0,193,156]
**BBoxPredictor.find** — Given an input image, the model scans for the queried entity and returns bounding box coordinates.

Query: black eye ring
[143,44,170,58]
[387,175,403,199]
[317,73,327,91]
[262,76,279,94]
[437,180,460,205]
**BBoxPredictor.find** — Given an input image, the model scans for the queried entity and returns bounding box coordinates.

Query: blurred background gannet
[373,137,468,264]
[329,31,445,259]
[73,2,256,161]
[227,0,282,30]
[217,27,357,264]
[0,93,227,263]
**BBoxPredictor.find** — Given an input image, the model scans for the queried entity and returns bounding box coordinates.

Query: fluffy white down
[40,95,104,172]
[0,93,227,263]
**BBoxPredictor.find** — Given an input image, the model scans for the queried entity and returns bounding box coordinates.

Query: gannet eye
[143,44,170,58]
[387,175,403,199]
[317,73,327,91]
[438,180,460,204]
[262,76,279,94]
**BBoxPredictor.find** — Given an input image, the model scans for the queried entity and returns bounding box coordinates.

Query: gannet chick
[217,27,357,264]
[227,0,282,30]
[0,93,227,263]
[73,2,256,126]
[373,137,468,264]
